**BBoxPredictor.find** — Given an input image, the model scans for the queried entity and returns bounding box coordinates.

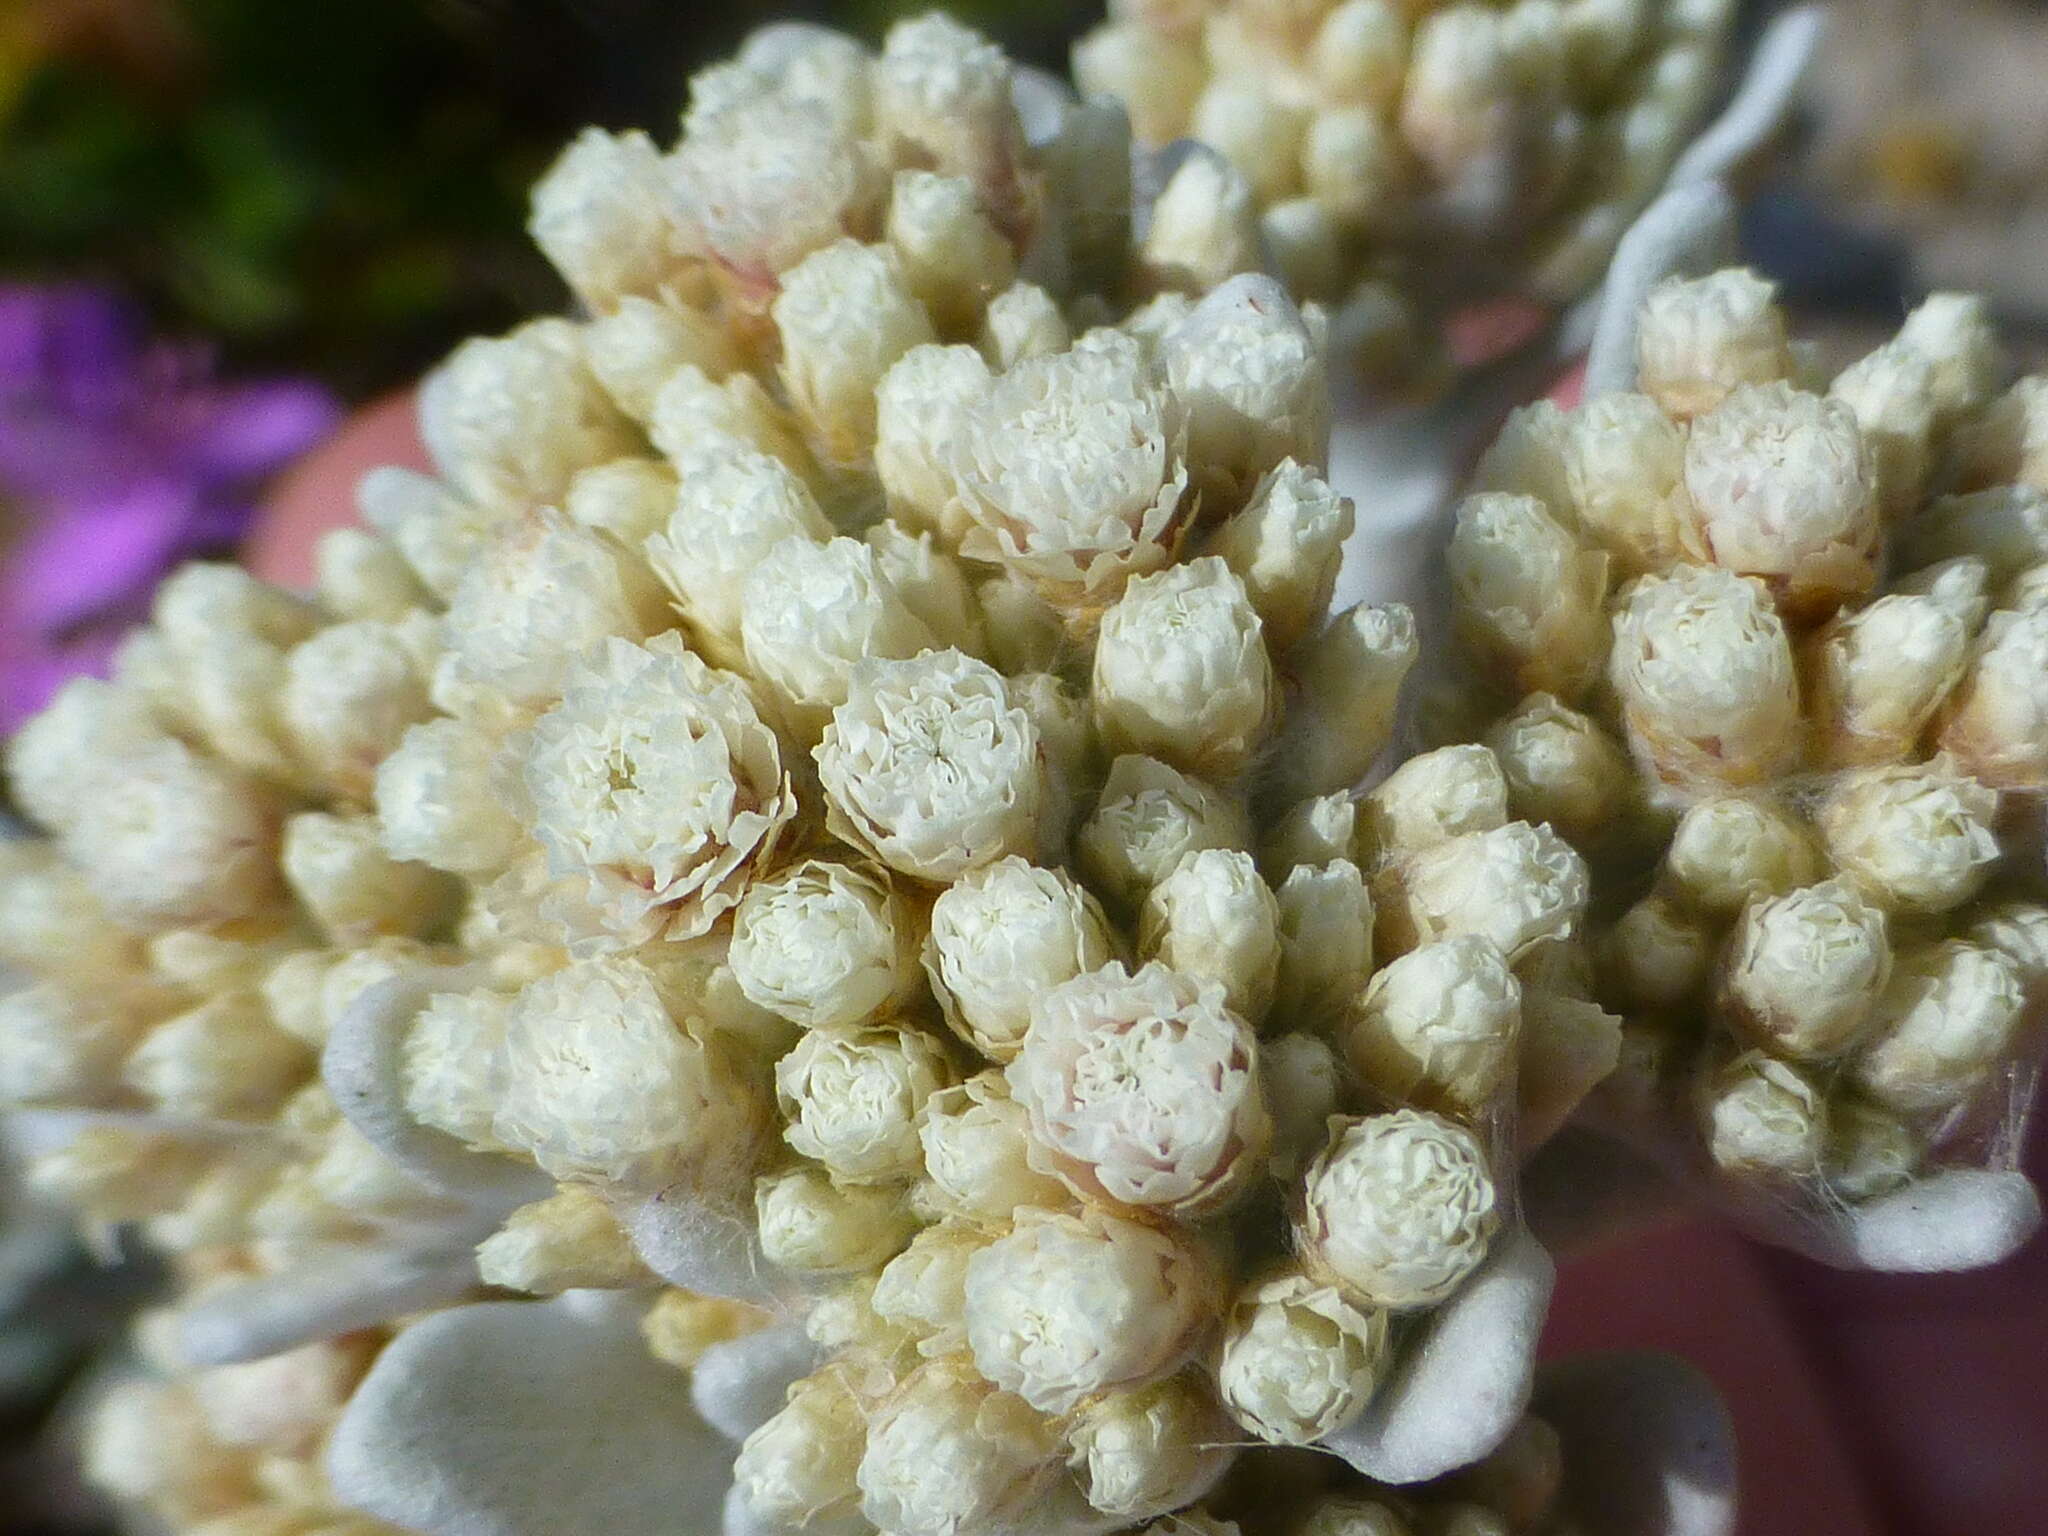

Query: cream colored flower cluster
[0,17,1619,1536]
[1441,269,2048,1213]
[1076,0,1735,361]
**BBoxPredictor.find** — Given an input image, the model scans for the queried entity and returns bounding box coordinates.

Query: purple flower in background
[0,284,338,732]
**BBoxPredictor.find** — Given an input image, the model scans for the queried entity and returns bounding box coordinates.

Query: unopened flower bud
[1661,795,1819,915]
[732,861,915,1033]
[528,127,688,309]
[1561,392,1689,573]
[1273,860,1373,1034]
[1346,936,1520,1114]
[1077,755,1252,911]
[1485,693,1634,849]
[1296,1498,1411,1536]
[869,1221,986,1359]
[312,526,429,622]
[1895,487,2048,580]
[1723,881,1890,1060]
[1895,291,2007,427]
[1808,590,1975,767]
[1191,76,1308,204]
[1139,849,1283,1026]
[734,1370,869,1536]
[1824,1096,1923,1203]
[1968,902,2048,983]
[476,1185,653,1293]
[1203,459,1354,655]
[979,281,1070,369]
[582,296,741,421]
[124,992,310,1121]
[562,456,676,545]
[374,718,522,878]
[758,1166,917,1275]
[1936,605,2048,789]
[1470,400,1573,517]
[1068,1371,1233,1521]
[1072,23,1200,145]
[1698,1049,1824,1180]
[886,170,1015,337]
[1262,791,1358,878]
[1851,941,2027,1115]
[774,240,936,464]
[1380,821,1589,963]
[400,988,513,1152]
[1299,1110,1499,1309]
[1218,1268,1392,1446]
[1450,493,1611,703]
[1635,269,1793,419]
[282,811,457,944]
[777,1025,955,1184]
[964,1206,1215,1412]
[1356,745,1509,870]
[1596,892,1715,1010]
[915,1071,1069,1222]
[1829,342,1938,519]
[1278,602,1419,799]
[1817,763,2000,916]
[1142,150,1262,294]
[641,1290,771,1372]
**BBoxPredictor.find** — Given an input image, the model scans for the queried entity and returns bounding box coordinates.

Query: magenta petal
[3,480,201,633]
[186,380,340,481]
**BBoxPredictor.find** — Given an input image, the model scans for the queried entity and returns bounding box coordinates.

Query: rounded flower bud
[1608,566,1801,793]
[374,718,522,878]
[1278,601,1419,799]
[1010,961,1271,1216]
[887,170,1016,337]
[915,1071,1068,1223]
[1938,605,2048,789]
[924,858,1115,1061]
[816,649,1045,883]
[1203,459,1354,654]
[1596,893,1715,1011]
[1380,821,1589,963]
[0,984,152,1107]
[281,811,457,944]
[1345,936,1520,1115]
[563,456,676,544]
[777,1024,956,1184]
[1072,23,1200,146]
[523,634,797,948]
[527,127,687,310]
[1217,1268,1392,1446]
[1191,76,1307,204]
[1093,557,1276,779]
[774,239,936,464]
[279,620,434,802]
[1968,902,2048,983]
[1069,1372,1235,1521]
[1723,882,1891,1060]
[1824,1097,1923,1203]
[640,1290,771,1372]
[980,280,1070,369]
[1262,1030,1345,1182]
[1357,745,1509,869]
[963,1206,1215,1413]
[1141,150,1262,296]
[1298,1110,1499,1309]
[1272,861,1373,1035]
[1680,383,1881,619]
[582,297,741,421]
[1296,1498,1411,1536]
[1561,391,1689,574]
[732,860,915,1032]
[873,343,994,543]
[1896,291,2008,426]
[1138,849,1282,1026]
[734,1370,868,1535]
[741,535,938,738]
[757,1165,917,1275]
[493,956,766,1192]
[858,1357,1074,1536]
[400,988,513,1152]
[1449,493,1611,703]
[1635,268,1793,419]
[1816,763,2001,916]
[1484,693,1635,848]
[1828,341,1938,519]
[1808,590,1974,767]
[1851,941,2028,1115]
[476,1185,651,1294]
[1077,755,1252,912]
[874,14,1029,235]
[1662,795,1821,915]
[123,992,310,1122]
[1698,1049,1825,1180]
[1470,400,1573,516]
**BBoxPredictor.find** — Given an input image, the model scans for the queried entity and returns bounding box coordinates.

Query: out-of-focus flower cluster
[1437,268,2048,1230]
[0,17,1618,1535]
[1075,0,1736,372]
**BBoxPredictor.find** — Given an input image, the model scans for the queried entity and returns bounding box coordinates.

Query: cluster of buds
[0,18,1630,1536]
[1440,267,2048,1225]
[1075,0,1738,371]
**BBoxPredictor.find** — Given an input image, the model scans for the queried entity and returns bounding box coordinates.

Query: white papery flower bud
[524,634,796,949]
[875,14,1030,237]
[734,1370,868,1536]
[757,1165,917,1274]
[1398,6,1514,184]
[1381,821,1589,963]
[924,858,1114,1061]
[964,1205,1215,1412]
[1093,557,1276,779]
[941,333,1188,609]
[774,240,936,464]
[1968,902,2048,983]
[279,620,435,801]
[1952,376,2048,494]
[1561,392,1689,574]
[583,296,740,421]
[1596,892,1715,1010]
[1203,459,1354,655]
[355,465,499,601]
[1278,601,1419,799]
[872,343,991,542]
[885,170,1016,338]
[1449,493,1610,703]
[1471,400,1573,517]
[1896,291,2007,426]
[400,988,512,1152]
[1273,861,1372,1035]
[0,984,152,1107]
[1161,275,1330,512]
[528,127,687,309]
[373,718,521,878]
[1724,882,1891,1061]
[1808,590,1974,767]
[816,649,1045,883]
[871,1222,987,1357]
[417,319,633,509]
[1824,1097,1923,1203]
[1296,1498,1411,1536]
[281,812,456,944]
[124,991,309,1121]
[777,1025,956,1184]
[1218,1268,1392,1446]
[979,281,1070,369]
[1261,791,1357,878]
[1817,763,2000,916]
[1138,849,1282,1026]
[1346,936,1520,1115]
[1609,566,1801,793]
[493,956,765,1192]
[1312,0,1407,105]
[1829,342,1938,520]
[1077,754,1251,911]
[1068,1371,1232,1520]
[1189,76,1306,205]
[1699,1050,1824,1180]
[1260,197,1344,302]
[668,92,883,284]
[1635,269,1793,419]
[312,526,429,622]
[731,860,914,1033]
[1261,1030,1344,1184]
[7,677,164,835]
[1661,796,1819,915]
[1851,941,2027,1115]
[1300,1111,1498,1309]
[1680,384,1881,619]
[475,1185,651,1293]
[1303,106,1404,228]
[1356,745,1509,870]
[1936,605,2048,789]
[1485,693,1634,848]
[858,1357,1081,1536]
[641,1289,771,1371]
[1012,959,1270,1215]
[648,366,815,482]
[437,511,665,716]
[863,522,991,658]
[562,457,676,546]
[1142,150,1263,295]
[915,1071,1068,1223]
[1072,23,1200,145]
[741,535,937,737]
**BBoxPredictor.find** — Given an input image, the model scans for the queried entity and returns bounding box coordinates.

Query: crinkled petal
[1534,1352,1737,1536]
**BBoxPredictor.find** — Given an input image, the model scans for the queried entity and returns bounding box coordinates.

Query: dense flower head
[1443,269,2048,1231]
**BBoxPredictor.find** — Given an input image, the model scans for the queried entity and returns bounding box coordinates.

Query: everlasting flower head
[1217,1268,1392,1446]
